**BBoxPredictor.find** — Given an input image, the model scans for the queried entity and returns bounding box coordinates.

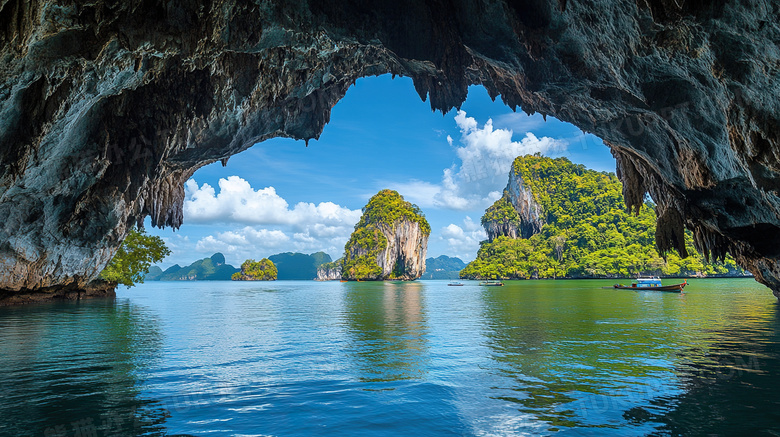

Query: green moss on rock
[342,190,429,280]
[232,258,278,281]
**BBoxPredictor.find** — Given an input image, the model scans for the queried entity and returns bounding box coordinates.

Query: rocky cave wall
[2,0,780,296]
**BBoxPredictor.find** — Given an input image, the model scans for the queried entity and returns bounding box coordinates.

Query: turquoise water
[1,279,779,436]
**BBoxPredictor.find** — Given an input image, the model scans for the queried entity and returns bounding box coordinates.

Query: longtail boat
[613,277,687,292]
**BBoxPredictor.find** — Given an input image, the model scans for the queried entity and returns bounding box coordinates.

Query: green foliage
[421,256,467,279]
[145,252,238,281]
[341,190,430,280]
[310,251,333,268]
[355,189,431,235]
[232,258,278,281]
[342,227,386,280]
[461,155,748,280]
[481,195,521,229]
[319,259,343,272]
[100,228,171,287]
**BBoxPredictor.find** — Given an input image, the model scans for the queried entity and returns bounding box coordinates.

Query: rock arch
[1,0,779,295]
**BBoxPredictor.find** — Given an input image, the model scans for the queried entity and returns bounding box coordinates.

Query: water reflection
[479,279,780,435]
[479,282,687,431]
[342,282,429,383]
[632,304,780,435]
[0,299,168,436]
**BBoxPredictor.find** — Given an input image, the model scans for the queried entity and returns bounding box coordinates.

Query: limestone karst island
[337,189,430,281]
[2,1,780,435]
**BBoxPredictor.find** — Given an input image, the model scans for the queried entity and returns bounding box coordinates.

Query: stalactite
[140,168,197,230]
[2,0,780,297]
[611,147,648,216]
[655,206,689,259]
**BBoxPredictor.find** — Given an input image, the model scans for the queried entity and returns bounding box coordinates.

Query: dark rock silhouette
[2,1,780,296]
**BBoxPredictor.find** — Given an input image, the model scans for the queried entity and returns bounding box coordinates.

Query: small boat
[479,280,504,286]
[613,277,687,292]
[447,281,464,286]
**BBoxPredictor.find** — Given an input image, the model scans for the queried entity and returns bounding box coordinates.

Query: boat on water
[479,280,504,286]
[447,281,464,286]
[613,277,687,292]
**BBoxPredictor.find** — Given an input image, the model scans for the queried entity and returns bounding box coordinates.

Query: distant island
[420,256,466,280]
[232,258,277,281]
[461,155,750,280]
[326,189,430,281]
[316,258,343,281]
[269,252,332,280]
[145,253,239,281]
[146,251,334,281]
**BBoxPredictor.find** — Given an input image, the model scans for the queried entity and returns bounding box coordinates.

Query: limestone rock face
[483,167,545,241]
[506,169,545,238]
[483,219,520,242]
[316,261,342,281]
[376,221,428,280]
[342,190,429,281]
[2,1,780,295]
[343,221,428,281]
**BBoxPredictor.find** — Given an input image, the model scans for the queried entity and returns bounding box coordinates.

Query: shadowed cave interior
[0,0,779,298]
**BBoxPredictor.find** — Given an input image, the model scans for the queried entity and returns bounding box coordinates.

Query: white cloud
[432,111,566,210]
[194,228,291,261]
[390,110,566,211]
[437,216,487,262]
[191,225,352,264]
[184,176,362,229]
[175,176,363,263]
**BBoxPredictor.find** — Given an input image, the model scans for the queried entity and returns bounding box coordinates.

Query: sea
[1,278,778,436]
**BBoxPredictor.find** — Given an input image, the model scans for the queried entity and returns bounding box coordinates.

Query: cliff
[462,156,750,280]
[482,157,550,241]
[342,190,429,281]
[316,260,343,281]
[1,1,780,296]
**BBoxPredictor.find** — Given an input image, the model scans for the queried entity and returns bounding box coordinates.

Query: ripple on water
[1,279,780,436]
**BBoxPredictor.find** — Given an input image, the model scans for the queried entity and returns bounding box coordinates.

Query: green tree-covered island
[461,155,747,280]
[232,258,278,281]
[338,189,430,281]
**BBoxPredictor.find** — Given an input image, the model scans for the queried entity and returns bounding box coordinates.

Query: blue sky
[147,74,615,269]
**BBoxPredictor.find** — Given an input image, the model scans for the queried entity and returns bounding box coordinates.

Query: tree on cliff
[341,189,430,281]
[231,258,278,281]
[100,229,171,287]
[461,155,747,280]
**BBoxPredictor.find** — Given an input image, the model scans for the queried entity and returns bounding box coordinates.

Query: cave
[1,0,780,297]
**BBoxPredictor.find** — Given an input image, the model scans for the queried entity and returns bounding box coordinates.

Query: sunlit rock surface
[341,190,429,281]
[342,220,429,281]
[316,261,342,281]
[483,167,545,241]
[2,1,780,295]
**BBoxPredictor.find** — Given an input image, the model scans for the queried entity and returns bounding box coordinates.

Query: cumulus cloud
[432,111,566,210]
[178,176,363,263]
[391,111,566,211]
[191,225,353,263]
[184,176,361,229]
[438,216,487,262]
